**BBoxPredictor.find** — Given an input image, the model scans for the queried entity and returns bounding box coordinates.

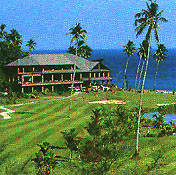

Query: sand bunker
[157,102,176,106]
[88,99,126,104]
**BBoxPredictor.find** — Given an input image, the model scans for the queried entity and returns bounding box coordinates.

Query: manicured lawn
[0,108,6,113]
[0,90,176,174]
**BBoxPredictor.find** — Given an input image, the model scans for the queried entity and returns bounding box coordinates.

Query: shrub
[32,142,68,175]
[61,129,80,159]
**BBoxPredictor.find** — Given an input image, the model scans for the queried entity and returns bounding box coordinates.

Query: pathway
[0,106,15,119]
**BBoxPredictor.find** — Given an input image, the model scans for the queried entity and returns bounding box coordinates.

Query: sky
[1,0,176,50]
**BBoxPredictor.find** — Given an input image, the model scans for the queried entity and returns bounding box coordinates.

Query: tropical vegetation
[66,23,92,59]
[153,44,168,90]
[0,0,174,174]
[134,0,168,155]
[26,39,37,52]
[1,90,176,174]
[135,40,148,90]
[0,24,36,92]
[123,40,136,89]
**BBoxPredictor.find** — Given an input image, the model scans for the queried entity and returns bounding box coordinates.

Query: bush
[32,90,40,96]
[32,142,68,175]
[60,106,137,174]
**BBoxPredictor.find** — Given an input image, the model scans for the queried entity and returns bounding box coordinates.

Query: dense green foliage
[0,24,28,65]
[1,90,176,174]
[32,142,67,175]
[0,24,36,92]
[66,23,92,58]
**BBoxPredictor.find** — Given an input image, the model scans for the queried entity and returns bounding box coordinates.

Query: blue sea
[32,49,176,91]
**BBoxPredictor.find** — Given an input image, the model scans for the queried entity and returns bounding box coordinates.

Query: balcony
[22,80,83,86]
[82,77,113,81]
[18,69,80,75]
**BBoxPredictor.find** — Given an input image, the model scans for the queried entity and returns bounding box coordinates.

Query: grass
[0,90,176,174]
[0,108,6,113]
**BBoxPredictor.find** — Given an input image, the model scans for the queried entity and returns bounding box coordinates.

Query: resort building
[5,53,112,93]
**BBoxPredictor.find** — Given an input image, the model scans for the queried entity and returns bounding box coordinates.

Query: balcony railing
[18,69,80,75]
[22,80,83,86]
[82,77,112,81]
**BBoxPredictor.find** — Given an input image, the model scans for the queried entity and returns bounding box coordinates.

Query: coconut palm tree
[66,23,87,55]
[0,24,7,39]
[153,44,168,90]
[123,40,136,89]
[66,23,87,117]
[67,23,87,91]
[136,40,149,90]
[26,39,37,52]
[134,0,168,155]
[135,49,143,89]
[78,44,93,58]
[67,40,92,59]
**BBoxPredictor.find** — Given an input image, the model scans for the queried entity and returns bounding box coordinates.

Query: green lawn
[0,90,176,174]
[0,108,6,113]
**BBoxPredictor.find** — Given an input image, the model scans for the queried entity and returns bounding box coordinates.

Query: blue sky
[1,0,176,50]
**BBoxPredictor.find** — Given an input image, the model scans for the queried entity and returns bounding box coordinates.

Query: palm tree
[135,49,143,89]
[66,23,87,117]
[26,39,37,52]
[67,23,87,90]
[123,40,136,89]
[67,40,92,59]
[78,45,92,58]
[0,24,7,39]
[136,40,149,90]
[134,0,168,155]
[153,44,168,90]
[66,23,87,55]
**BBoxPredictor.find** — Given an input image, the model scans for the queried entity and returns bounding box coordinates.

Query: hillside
[0,90,176,174]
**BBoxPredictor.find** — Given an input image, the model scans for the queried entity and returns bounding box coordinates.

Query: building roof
[6,53,100,71]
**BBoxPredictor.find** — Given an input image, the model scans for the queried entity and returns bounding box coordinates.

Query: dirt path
[0,106,15,119]
[88,99,126,104]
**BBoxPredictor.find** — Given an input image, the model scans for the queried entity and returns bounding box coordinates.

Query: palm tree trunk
[123,56,129,89]
[154,62,159,91]
[137,60,145,90]
[136,36,151,155]
[68,41,78,117]
[135,56,142,89]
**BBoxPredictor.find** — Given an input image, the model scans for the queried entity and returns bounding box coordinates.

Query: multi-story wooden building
[5,53,112,93]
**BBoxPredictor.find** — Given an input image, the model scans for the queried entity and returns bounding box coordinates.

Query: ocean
[32,49,176,91]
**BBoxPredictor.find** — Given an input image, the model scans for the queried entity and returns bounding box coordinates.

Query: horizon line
[28,47,176,52]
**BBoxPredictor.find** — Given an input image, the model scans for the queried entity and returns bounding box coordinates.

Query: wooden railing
[22,80,83,86]
[18,69,80,74]
[82,77,112,80]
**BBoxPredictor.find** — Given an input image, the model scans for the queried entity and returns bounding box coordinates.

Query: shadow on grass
[14,112,37,114]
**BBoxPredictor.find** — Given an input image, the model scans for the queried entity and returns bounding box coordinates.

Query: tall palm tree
[66,23,87,117]
[67,23,87,91]
[136,40,149,90]
[66,23,87,55]
[153,44,168,90]
[135,49,143,89]
[123,40,136,89]
[134,0,168,155]
[26,39,37,52]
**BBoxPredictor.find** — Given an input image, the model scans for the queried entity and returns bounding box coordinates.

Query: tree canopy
[66,23,92,59]
[0,24,36,65]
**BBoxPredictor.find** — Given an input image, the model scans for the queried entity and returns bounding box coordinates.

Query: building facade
[5,53,112,93]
